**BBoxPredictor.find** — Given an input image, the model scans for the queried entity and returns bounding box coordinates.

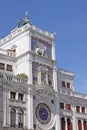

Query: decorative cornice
[0,53,16,62]
[0,23,55,47]
[58,68,74,77]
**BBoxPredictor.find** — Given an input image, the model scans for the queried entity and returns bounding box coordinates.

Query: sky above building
[0,0,87,94]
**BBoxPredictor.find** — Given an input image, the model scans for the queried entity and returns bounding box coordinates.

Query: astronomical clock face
[35,103,51,124]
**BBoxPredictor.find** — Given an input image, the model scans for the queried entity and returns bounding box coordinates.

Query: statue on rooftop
[18,18,23,27]
[23,11,31,25]
[18,11,31,27]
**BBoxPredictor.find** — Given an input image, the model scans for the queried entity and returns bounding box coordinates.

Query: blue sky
[0,0,87,94]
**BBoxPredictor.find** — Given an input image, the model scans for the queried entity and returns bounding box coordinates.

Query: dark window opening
[60,102,64,109]
[18,93,23,101]
[76,106,80,112]
[10,92,16,100]
[0,63,5,70]
[62,81,66,87]
[7,64,12,71]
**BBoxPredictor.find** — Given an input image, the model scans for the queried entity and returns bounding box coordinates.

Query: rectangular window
[76,106,80,112]
[66,104,71,110]
[67,82,70,88]
[7,64,12,71]
[60,102,64,109]
[0,63,5,70]
[82,107,85,113]
[18,93,23,101]
[10,92,16,100]
[62,81,66,87]
[7,49,16,57]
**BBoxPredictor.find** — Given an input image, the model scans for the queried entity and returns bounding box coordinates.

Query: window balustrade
[0,72,28,84]
[33,74,53,87]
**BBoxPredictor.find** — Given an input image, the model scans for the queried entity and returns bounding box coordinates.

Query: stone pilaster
[55,96,61,130]
[72,105,77,130]
[81,120,84,130]
[26,89,33,129]
[28,59,33,84]
[53,67,57,91]
[65,118,67,130]
[3,87,6,126]
[52,40,56,60]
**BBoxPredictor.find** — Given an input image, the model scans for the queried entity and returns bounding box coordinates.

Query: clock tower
[0,12,60,130]
[29,23,60,130]
[1,12,87,130]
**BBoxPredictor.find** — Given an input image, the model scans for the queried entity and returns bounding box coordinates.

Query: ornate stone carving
[35,46,47,57]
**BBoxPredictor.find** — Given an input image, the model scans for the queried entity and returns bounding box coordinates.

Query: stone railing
[0,71,28,84]
[60,87,87,100]
[31,25,54,40]
[73,92,87,99]
[60,109,72,117]
[0,48,7,55]
[0,48,16,57]
[0,24,29,45]
[0,23,54,45]
[33,74,53,88]
[76,112,87,119]
[58,68,74,77]
[0,126,31,130]
[59,87,73,96]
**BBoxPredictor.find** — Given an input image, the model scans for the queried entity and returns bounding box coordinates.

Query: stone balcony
[32,74,54,95]
[0,70,28,85]
[33,74,53,89]
[0,127,34,130]
[60,87,87,100]
[76,112,87,120]
[60,109,73,117]
[0,48,16,57]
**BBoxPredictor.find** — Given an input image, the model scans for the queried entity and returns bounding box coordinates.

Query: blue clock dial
[39,107,48,120]
[36,103,51,124]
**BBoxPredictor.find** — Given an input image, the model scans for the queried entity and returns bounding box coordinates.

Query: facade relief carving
[35,46,47,57]
[31,37,52,58]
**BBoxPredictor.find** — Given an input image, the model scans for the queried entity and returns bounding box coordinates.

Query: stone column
[23,110,26,128]
[76,120,78,130]
[65,118,67,130]
[29,32,31,51]
[38,69,41,84]
[52,40,56,60]
[26,89,33,129]
[46,73,48,85]
[8,107,10,127]
[64,103,66,110]
[16,109,19,127]
[82,120,84,130]
[72,105,77,130]
[28,59,33,84]
[55,97,61,130]
[3,87,6,126]
[53,66,57,91]
[15,92,18,100]
[80,106,81,113]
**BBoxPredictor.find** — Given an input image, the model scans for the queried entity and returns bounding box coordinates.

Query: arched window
[78,120,82,130]
[18,109,24,128]
[84,121,87,130]
[67,118,72,130]
[10,108,16,127]
[61,117,65,130]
